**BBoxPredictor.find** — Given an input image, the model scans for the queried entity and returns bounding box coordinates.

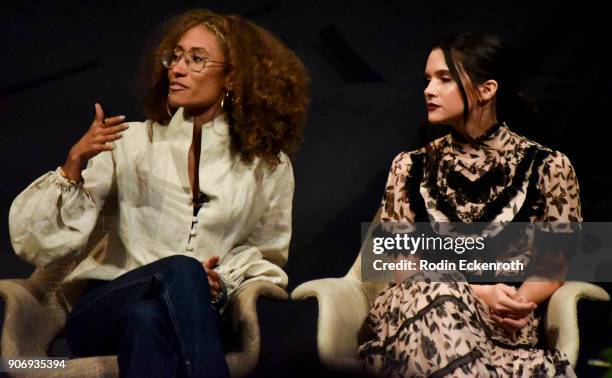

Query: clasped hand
[479,283,537,331]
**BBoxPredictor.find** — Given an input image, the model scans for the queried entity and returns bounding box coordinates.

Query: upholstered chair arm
[291,277,369,369]
[224,280,288,378]
[545,281,610,367]
[0,278,66,357]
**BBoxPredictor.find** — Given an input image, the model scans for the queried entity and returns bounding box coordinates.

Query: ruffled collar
[449,121,509,152]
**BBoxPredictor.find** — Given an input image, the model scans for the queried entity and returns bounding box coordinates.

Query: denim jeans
[65,255,230,378]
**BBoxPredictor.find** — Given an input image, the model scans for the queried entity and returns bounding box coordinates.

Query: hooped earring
[166,100,176,117]
[221,90,233,109]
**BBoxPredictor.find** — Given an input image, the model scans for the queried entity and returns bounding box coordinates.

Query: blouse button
[190,229,197,236]
[186,245,194,252]
[192,216,198,223]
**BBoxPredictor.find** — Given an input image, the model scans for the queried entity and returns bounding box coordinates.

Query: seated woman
[8,9,309,378]
[359,32,579,377]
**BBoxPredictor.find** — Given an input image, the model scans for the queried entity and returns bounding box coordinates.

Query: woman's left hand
[490,294,532,331]
[202,256,223,298]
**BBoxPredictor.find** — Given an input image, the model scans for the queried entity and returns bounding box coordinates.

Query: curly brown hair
[142,9,310,165]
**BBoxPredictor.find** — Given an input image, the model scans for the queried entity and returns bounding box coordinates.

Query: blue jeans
[65,255,230,378]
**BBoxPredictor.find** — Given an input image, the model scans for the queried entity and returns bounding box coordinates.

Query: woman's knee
[119,299,170,332]
[153,255,210,294]
[156,255,205,277]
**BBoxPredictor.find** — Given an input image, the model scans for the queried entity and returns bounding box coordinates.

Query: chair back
[345,208,389,308]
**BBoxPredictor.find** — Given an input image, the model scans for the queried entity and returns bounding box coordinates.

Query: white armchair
[291,210,610,371]
[1,233,288,378]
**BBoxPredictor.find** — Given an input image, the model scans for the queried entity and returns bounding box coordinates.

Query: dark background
[1,1,611,377]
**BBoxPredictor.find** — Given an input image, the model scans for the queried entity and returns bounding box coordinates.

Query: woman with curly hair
[9,9,309,378]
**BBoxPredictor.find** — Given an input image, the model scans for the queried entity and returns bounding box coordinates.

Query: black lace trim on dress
[446,163,510,204]
[406,146,539,227]
[450,121,502,145]
[430,349,484,378]
[514,149,550,221]
[437,145,536,223]
[407,152,430,222]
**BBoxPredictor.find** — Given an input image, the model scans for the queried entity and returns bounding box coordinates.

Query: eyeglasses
[161,48,227,73]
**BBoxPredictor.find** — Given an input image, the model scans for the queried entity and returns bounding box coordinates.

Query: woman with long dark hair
[359,32,579,377]
[9,9,309,378]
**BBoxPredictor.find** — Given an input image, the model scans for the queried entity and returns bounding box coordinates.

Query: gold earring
[166,101,175,117]
[221,90,233,109]
[221,94,225,109]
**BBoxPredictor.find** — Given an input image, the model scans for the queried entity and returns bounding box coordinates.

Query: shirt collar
[449,121,509,152]
[167,107,230,143]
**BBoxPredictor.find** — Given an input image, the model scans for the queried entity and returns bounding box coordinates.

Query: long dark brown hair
[432,31,537,130]
[423,32,537,172]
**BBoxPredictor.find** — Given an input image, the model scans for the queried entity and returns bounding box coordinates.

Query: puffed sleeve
[380,151,416,231]
[539,151,582,224]
[9,150,115,268]
[532,151,582,280]
[215,156,294,300]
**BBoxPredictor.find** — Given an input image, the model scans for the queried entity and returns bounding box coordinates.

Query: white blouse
[9,108,294,300]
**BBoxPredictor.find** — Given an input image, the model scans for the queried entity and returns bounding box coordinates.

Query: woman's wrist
[61,153,84,183]
[471,284,491,303]
[211,277,228,306]
[516,280,562,305]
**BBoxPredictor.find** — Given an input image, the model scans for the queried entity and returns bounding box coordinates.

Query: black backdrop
[1,1,611,377]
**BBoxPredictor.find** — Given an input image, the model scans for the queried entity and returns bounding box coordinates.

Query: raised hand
[62,103,129,181]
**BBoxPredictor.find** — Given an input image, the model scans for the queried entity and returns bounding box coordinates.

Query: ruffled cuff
[217,269,241,300]
[211,273,229,308]
[52,167,95,206]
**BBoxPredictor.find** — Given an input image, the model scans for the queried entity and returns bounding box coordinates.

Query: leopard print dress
[358,123,581,377]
